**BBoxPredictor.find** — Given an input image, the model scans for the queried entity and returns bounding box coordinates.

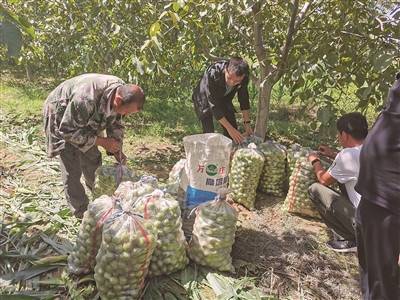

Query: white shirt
[328,145,362,207]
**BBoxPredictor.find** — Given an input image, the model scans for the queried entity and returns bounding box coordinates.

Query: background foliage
[1,0,400,140]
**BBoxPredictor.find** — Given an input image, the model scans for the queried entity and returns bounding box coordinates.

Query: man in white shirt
[307,112,368,252]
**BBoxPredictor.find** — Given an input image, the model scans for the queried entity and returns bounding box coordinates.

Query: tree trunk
[255,78,273,140]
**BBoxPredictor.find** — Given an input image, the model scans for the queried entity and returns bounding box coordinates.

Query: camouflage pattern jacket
[43,73,125,158]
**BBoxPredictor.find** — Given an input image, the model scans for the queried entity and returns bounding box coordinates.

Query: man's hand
[228,127,244,144]
[308,152,319,163]
[318,145,336,159]
[244,123,253,136]
[218,117,244,144]
[114,151,127,164]
[96,137,121,153]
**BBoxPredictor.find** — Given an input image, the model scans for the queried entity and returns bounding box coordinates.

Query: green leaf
[38,277,64,285]
[0,295,40,300]
[31,255,67,266]
[0,265,59,283]
[143,276,187,300]
[169,11,180,26]
[206,273,237,299]
[0,290,58,299]
[172,2,180,12]
[326,52,338,66]
[149,21,161,37]
[0,4,35,38]
[39,233,72,255]
[310,121,320,131]
[323,95,335,102]
[290,77,304,93]
[373,53,394,72]
[158,64,169,75]
[356,86,372,100]
[77,274,95,284]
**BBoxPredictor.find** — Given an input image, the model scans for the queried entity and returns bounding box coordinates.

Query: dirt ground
[232,194,360,299]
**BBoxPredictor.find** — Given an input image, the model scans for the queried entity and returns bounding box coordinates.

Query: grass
[0,81,46,119]
[0,72,382,151]
[0,74,318,148]
[0,74,202,145]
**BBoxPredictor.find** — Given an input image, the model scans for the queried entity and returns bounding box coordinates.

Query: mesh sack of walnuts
[283,157,320,218]
[92,164,134,198]
[286,144,312,181]
[258,141,287,196]
[229,143,265,209]
[67,195,120,274]
[134,189,188,276]
[188,192,238,272]
[94,208,156,300]
[232,135,263,153]
[113,176,158,207]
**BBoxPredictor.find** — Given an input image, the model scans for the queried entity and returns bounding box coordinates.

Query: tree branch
[252,1,269,69]
[293,0,316,33]
[271,0,320,81]
[274,0,299,82]
[200,48,224,61]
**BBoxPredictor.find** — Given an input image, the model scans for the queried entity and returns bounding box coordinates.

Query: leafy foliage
[1,0,399,138]
[140,0,400,137]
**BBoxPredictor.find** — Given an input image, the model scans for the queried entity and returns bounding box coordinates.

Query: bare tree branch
[274,0,299,81]
[293,0,316,33]
[200,48,224,61]
[375,16,385,31]
[252,1,268,69]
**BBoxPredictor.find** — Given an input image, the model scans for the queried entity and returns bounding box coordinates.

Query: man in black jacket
[192,57,253,143]
[355,72,400,300]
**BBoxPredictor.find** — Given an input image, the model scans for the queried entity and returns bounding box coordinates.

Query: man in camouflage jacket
[43,73,145,218]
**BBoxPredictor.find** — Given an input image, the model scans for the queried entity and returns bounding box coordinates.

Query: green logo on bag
[206,164,218,176]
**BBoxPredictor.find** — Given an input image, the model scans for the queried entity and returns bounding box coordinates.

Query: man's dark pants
[356,199,400,300]
[308,182,356,241]
[58,143,102,218]
[200,108,237,138]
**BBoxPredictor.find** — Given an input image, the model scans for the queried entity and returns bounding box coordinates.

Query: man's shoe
[326,240,357,253]
[330,229,346,241]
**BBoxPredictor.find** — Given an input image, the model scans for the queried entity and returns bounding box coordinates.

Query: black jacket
[355,74,400,215]
[192,60,250,120]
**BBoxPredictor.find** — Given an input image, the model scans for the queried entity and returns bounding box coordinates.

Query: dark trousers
[308,183,356,241]
[58,143,102,218]
[356,199,400,300]
[200,108,238,138]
